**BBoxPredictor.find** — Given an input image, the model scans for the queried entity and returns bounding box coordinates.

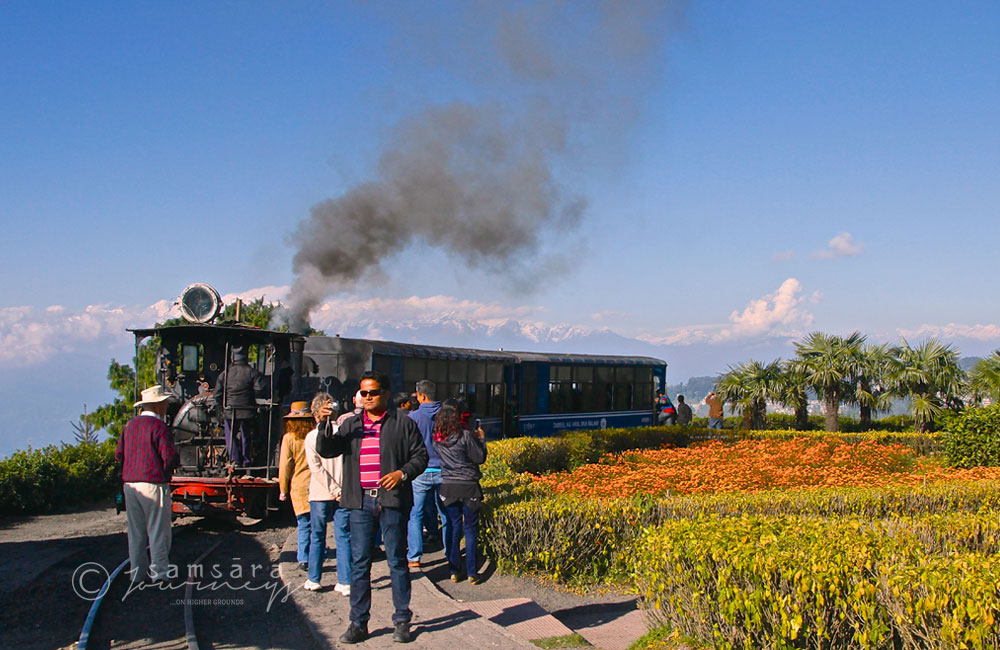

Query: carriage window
[181,344,200,372]
[614,366,635,411]
[486,362,503,383]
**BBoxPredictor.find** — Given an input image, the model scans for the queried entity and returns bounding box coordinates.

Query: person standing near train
[433,399,487,585]
[116,385,179,584]
[317,370,428,644]
[302,392,352,595]
[278,401,314,571]
[216,345,268,466]
[405,379,449,570]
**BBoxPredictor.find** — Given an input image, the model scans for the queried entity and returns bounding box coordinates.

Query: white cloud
[637,278,816,346]
[0,289,546,369]
[590,310,630,322]
[812,231,863,259]
[897,322,1000,342]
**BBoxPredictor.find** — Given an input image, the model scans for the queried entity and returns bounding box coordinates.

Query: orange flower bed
[531,437,1000,497]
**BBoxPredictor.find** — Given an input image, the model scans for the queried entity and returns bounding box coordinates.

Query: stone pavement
[277,529,648,649]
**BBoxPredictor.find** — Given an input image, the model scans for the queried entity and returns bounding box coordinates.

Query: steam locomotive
[133,283,666,518]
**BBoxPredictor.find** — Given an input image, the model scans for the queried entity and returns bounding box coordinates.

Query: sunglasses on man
[359,389,383,398]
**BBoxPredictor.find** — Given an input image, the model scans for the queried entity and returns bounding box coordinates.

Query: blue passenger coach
[301,336,666,438]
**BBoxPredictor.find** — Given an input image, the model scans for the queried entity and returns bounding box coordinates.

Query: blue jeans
[308,501,352,585]
[708,417,723,430]
[295,512,310,564]
[407,470,449,561]
[443,497,480,578]
[347,493,411,625]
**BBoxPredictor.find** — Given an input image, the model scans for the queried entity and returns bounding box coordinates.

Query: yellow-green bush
[633,512,1000,649]
[484,482,1000,584]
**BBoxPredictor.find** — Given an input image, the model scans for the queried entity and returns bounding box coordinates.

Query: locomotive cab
[128,322,305,518]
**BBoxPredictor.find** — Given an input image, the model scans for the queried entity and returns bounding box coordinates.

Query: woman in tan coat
[279,401,314,568]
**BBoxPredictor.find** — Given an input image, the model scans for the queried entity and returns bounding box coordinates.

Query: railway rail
[72,525,305,650]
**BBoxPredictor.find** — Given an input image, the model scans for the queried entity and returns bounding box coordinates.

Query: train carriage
[301,336,666,438]
[130,284,666,518]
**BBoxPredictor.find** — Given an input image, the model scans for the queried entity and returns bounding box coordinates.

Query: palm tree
[888,338,966,432]
[778,360,811,430]
[792,331,866,432]
[969,350,1000,404]
[850,343,895,430]
[716,359,784,429]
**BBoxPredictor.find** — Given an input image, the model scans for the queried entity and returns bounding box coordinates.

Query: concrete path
[277,529,649,649]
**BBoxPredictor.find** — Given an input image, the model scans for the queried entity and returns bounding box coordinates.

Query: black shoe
[298,562,308,572]
[469,574,483,585]
[339,623,369,644]
[393,622,412,643]
[450,572,465,583]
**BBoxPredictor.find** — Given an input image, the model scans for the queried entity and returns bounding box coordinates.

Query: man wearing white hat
[115,385,180,583]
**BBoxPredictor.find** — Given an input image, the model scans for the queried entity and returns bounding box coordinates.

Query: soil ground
[0,502,647,650]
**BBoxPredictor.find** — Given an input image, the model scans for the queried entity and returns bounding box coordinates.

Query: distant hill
[960,356,982,371]
[669,375,718,403]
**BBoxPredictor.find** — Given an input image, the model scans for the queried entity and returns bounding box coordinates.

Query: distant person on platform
[317,370,428,645]
[706,391,724,429]
[676,395,693,426]
[406,379,448,570]
[216,345,268,465]
[656,389,677,425]
[116,385,179,584]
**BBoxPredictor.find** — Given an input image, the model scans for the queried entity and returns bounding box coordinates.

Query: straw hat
[284,401,313,419]
[134,385,177,407]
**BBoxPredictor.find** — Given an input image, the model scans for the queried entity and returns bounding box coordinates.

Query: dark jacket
[408,401,442,469]
[316,408,428,510]
[433,429,487,485]
[216,361,267,418]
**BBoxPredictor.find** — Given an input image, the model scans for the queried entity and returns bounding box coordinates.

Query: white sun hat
[134,385,177,407]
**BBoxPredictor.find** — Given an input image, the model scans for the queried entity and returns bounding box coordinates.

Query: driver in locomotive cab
[216,345,268,466]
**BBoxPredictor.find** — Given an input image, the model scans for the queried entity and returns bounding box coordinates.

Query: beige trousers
[124,482,172,581]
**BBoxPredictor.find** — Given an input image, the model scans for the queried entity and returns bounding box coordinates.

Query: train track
[73,525,251,650]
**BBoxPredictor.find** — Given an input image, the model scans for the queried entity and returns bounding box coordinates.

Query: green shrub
[0,439,119,515]
[485,482,1000,585]
[942,404,1000,467]
[633,512,1000,649]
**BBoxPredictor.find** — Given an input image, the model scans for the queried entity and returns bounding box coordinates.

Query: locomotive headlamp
[178,283,222,323]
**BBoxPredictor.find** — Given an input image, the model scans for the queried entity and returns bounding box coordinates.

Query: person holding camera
[316,370,427,644]
[432,399,487,585]
[302,393,352,595]
[706,391,724,429]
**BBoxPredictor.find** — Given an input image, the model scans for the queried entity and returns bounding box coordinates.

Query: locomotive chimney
[235,298,243,324]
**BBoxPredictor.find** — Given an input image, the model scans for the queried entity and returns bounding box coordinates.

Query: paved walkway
[277,529,648,649]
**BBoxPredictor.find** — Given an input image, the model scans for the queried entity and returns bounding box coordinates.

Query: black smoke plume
[286,1,678,331]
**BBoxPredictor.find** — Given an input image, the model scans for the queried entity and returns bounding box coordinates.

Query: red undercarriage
[170,475,277,517]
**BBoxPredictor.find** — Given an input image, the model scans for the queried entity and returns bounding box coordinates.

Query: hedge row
[0,440,119,515]
[483,426,691,478]
[634,512,1000,649]
[483,481,1000,584]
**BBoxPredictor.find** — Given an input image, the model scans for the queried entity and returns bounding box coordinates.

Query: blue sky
[1,1,998,454]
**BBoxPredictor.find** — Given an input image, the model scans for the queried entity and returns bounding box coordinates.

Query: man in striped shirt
[317,370,428,644]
